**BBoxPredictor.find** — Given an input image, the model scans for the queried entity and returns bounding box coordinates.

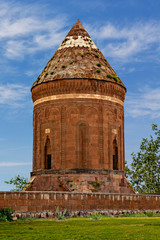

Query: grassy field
[0,217,160,240]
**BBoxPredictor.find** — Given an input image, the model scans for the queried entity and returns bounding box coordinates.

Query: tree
[5,175,28,191]
[126,124,160,193]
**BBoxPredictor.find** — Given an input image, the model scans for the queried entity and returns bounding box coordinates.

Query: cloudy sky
[0,0,160,190]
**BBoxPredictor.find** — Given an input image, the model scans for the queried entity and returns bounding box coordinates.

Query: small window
[44,136,52,169]
[113,155,116,170]
[47,154,51,169]
[113,138,118,170]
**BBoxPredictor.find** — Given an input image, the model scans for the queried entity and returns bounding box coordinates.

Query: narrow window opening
[113,139,118,170]
[44,136,52,169]
[47,154,51,169]
[113,155,116,170]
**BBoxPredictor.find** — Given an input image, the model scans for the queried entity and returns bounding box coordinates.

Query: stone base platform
[26,169,134,194]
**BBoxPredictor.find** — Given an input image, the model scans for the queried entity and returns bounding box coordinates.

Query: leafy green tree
[126,124,160,193]
[5,175,28,191]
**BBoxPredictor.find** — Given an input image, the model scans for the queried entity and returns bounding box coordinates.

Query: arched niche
[77,121,89,168]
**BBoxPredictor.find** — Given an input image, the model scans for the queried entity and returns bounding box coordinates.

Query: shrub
[61,65,66,69]
[96,69,101,73]
[97,63,101,67]
[145,212,154,217]
[56,207,67,220]
[91,212,101,221]
[95,54,99,58]
[81,54,84,57]
[107,74,119,82]
[0,213,7,222]
[50,71,54,75]
[0,207,14,221]
[44,73,48,77]
[93,181,100,188]
[122,212,132,217]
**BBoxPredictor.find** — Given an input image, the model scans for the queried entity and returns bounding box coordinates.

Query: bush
[96,69,101,73]
[97,63,101,67]
[56,207,67,220]
[107,74,119,82]
[145,212,154,217]
[0,207,14,221]
[122,212,132,217]
[91,212,101,221]
[0,213,7,222]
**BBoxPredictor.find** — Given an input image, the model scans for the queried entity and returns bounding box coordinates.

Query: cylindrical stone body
[31,79,126,173]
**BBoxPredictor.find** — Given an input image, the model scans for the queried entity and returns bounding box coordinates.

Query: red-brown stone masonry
[33,98,124,172]
[31,79,126,103]
[28,173,134,194]
[32,79,126,173]
[1,192,160,212]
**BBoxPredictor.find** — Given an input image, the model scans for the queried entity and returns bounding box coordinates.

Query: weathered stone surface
[40,212,47,218]
[27,19,130,194]
[35,213,41,218]
[32,20,124,89]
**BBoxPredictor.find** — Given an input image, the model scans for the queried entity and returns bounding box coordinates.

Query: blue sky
[0,0,160,190]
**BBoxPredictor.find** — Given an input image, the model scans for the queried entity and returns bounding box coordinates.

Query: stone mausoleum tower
[28,20,133,193]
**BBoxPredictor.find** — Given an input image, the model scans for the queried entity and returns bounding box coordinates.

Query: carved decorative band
[33,94,124,107]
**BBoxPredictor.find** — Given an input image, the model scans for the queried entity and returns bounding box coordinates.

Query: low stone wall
[0,191,160,213]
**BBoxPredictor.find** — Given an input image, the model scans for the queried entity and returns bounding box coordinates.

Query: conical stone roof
[32,20,125,89]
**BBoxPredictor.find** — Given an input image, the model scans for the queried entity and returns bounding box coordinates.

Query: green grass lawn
[0,217,160,240]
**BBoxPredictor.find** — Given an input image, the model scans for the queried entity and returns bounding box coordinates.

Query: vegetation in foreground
[126,123,160,193]
[5,175,28,191]
[0,217,160,240]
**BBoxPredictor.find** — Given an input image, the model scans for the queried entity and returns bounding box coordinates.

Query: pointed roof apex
[67,19,90,38]
[32,20,125,89]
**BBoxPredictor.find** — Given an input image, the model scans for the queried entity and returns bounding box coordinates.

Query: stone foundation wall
[0,191,160,213]
[13,209,160,219]
[27,172,134,194]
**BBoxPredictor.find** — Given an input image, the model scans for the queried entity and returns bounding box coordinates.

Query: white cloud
[125,87,160,118]
[89,21,160,61]
[1,1,160,63]
[0,84,29,107]
[0,1,67,59]
[0,162,31,167]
